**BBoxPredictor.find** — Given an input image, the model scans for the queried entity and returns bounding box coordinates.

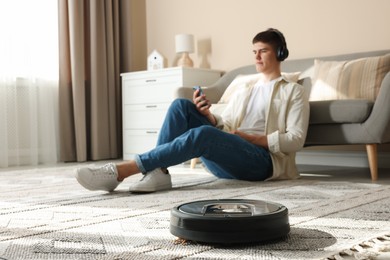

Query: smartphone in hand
[193,86,208,107]
[192,86,203,97]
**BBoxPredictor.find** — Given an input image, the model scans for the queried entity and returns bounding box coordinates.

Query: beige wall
[137,0,390,156]
[143,0,389,72]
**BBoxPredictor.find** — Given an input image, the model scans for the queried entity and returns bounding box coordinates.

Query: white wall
[144,0,390,72]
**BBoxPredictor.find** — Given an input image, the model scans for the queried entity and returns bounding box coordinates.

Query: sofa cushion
[310,54,390,101]
[213,99,374,125]
[309,100,374,125]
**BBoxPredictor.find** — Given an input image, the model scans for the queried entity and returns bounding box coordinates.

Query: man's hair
[252,28,289,61]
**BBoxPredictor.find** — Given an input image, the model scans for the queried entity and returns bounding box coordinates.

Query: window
[0,0,59,167]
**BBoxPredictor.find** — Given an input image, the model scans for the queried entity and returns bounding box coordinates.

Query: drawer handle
[146,130,158,134]
[145,105,157,108]
[145,79,157,83]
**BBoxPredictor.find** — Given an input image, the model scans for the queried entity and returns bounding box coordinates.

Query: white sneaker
[75,163,121,192]
[129,168,172,193]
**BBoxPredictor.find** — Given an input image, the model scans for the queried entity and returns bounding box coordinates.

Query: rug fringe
[326,234,390,260]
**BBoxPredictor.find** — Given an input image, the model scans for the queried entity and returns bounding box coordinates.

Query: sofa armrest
[173,83,231,104]
[174,64,258,103]
[362,72,390,143]
[174,86,194,100]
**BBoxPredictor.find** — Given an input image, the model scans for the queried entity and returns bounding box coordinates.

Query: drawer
[123,129,159,155]
[123,74,181,88]
[123,103,169,129]
[123,84,179,104]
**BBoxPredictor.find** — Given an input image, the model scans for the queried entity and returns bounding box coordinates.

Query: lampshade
[175,34,194,53]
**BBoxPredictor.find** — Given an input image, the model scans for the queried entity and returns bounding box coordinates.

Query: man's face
[253,41,280,74]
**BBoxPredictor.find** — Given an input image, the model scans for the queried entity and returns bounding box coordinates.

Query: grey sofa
[175,50,390,180]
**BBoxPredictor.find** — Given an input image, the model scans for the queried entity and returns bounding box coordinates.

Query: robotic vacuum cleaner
[170,199,290,244]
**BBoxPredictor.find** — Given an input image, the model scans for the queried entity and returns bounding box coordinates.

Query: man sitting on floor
[75,28,310,193]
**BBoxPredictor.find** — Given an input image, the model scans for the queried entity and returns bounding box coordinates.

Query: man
[75,28,310,193]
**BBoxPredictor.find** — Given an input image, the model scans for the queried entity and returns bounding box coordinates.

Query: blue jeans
[135,99,273,181]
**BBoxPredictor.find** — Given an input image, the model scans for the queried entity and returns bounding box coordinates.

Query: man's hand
[193,89,216,126]
[193,89,211,114]
[232,130,269,149]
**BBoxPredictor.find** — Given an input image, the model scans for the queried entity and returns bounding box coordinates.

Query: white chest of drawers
[121,67,222,160]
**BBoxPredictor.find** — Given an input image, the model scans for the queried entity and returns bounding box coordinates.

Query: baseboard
[296,150,390,168]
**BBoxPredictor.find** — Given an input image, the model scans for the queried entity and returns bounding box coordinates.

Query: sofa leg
[366,144,378,181]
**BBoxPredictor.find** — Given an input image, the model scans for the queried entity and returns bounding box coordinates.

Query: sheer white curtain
[0,0,59,167]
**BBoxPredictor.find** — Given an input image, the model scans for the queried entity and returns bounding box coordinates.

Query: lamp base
[177,52,193,67]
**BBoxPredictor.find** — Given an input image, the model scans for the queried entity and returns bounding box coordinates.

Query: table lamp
[175,34,194,67]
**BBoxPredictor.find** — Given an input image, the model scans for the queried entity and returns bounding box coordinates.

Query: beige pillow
[310,54,390,101]
[218,72,301,104]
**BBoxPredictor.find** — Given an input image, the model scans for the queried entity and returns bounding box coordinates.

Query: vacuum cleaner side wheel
[170,199,290,244]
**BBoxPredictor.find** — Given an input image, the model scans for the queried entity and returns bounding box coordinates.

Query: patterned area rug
[0,163,389,260]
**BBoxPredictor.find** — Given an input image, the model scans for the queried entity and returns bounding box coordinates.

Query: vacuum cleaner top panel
[178,199,282,217]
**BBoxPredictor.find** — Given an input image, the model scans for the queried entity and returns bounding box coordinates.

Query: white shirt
[238,78,277,135]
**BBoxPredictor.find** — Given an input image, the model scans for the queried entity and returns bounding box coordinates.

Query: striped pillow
[310,54,390,101]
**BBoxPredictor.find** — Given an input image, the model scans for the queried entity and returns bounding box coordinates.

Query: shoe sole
[129,183,172,193]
